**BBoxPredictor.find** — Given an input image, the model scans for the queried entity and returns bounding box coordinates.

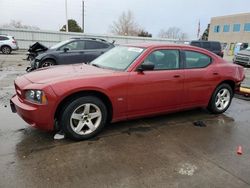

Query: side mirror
[63,47,69,52]
[137,62,155,72]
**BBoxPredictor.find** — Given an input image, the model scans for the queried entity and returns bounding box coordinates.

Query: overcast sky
[1,0,250,39]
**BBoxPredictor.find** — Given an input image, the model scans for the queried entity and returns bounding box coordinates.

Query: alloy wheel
[70,103,102,135]
[2,47,11,54]
[215,88,230,111]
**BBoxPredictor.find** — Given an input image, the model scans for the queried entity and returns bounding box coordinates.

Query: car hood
[237,50,250,56]
[24,64,116,84]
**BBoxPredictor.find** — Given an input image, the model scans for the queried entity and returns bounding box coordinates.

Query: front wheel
[60,96,107,140]
[207,84,233,114]
[41,59,55,68]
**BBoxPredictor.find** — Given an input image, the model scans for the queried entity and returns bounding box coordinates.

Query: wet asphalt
[1,52,250,187]
[0,98,250,188]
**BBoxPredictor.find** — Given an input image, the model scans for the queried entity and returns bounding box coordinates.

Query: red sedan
[10,44,245,140]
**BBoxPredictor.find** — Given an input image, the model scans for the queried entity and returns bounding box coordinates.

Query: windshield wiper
[91,63,100,68]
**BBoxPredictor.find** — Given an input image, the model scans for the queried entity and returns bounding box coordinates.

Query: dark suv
[190,40,224,57]
[28,38,114,71]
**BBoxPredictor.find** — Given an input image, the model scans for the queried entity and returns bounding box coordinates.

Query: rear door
[0,36,9,48]
[182,49,221,106]
[127,48,184,117]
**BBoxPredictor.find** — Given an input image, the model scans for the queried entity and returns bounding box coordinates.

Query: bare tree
[110,10,140,36]
[158,27,188,40]
[1,20,40,30]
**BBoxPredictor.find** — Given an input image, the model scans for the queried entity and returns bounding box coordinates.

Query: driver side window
[143,49,180,70]
[60,41,85,51]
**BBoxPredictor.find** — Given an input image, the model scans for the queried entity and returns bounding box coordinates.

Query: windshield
[90,46,144,71]
[50,40,71,49]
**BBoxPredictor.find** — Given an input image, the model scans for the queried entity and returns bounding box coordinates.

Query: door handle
[213,72,219,75]
[173,75,180,78]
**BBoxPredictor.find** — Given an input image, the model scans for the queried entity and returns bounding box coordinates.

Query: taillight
[12,37,17,44]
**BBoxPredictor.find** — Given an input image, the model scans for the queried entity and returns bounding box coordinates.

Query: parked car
[233,42,248,56]
[233,46,250,67]
[27,37,115,72]
[0,35,19,54]
[10,43,245,140]
[190,40,224,57]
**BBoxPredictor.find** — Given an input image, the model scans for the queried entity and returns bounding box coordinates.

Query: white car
[0,35,19,54]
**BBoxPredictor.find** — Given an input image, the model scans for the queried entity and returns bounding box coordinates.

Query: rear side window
[211,42,221,50]
[184,51,212,68]
[0,36,8,41]
[85,41,109,49]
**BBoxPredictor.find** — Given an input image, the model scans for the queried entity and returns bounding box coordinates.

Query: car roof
[191,40,220,43]
[123,43,191,49]
[0,34,11,37]
[70,37,112,44]
[122,43,220,58]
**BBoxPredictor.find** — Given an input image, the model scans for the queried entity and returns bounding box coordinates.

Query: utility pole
[65,0,68,32]
[82,1,84,32]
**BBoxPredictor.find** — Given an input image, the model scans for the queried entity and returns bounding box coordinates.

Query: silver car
[0,35,19,54]
[233,47,250,67]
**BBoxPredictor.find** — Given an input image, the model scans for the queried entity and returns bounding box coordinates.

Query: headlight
[25,90,47,104]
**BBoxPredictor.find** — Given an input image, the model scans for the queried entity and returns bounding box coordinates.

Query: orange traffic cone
[237,146,243,155]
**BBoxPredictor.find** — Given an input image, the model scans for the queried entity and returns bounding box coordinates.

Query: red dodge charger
[10,44,245,140]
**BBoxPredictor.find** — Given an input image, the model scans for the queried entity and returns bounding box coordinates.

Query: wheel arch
[1,45,12,51]
[40,57,56,65]
[208,80,235,106]
[217,80,235,92]
[54,90,113,130]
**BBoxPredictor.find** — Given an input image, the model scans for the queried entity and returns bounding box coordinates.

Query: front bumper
[234,61,250,66]
[10,94,55,131]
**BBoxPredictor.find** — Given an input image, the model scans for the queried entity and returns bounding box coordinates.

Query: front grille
[235,55,249,64]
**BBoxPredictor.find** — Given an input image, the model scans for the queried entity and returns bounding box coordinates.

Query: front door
[127,49,184,117]
[58,40,86,64]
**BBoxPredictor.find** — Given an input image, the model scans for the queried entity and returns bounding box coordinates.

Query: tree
[138,30,152,37]
[110,10,140,36]
[158,27,188,40]
[60,19,83,32]
[1,20,40,30]
[201,24,210,40]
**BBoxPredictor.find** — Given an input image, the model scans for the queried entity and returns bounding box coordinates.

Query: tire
[60,96,107,140]
[40,59,55,68]
[1,46,12,54]
[207,83,233,114]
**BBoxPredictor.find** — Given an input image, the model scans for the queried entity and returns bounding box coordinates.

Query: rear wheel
[60,96,107,140]
[1,46,11,54]
[41,59,55,67]
[207,84,233,114]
